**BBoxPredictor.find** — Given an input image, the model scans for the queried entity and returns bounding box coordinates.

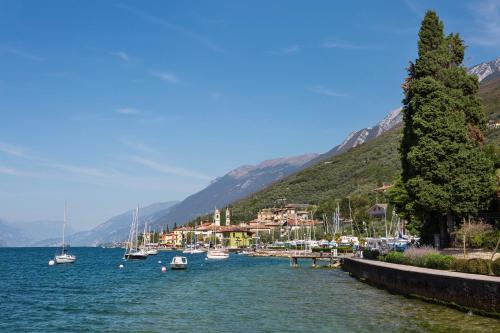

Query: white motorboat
[182,248,205,254]
[206,249,229,260]
[53,203,76,264]
[146,248,159,255]
[170,256,188,269]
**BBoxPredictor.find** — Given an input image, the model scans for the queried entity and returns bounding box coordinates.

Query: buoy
[158,260,162,264]
[48,260,55,266]
[161,266,167,272]
[119,264,124,268]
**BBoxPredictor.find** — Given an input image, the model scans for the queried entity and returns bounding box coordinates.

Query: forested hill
[226,77,500,223]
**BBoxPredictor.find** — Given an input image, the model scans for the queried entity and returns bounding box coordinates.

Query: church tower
[225,208,230,226]
[214,208,221,226]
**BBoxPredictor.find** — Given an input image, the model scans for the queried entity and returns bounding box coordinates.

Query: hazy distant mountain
[35,201,179,246]
[469,58,500,82]
[0,219,75,247]
[152,154,319,227]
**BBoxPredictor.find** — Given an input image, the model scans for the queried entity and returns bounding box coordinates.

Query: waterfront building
[218,225,253,248]
[173,226,193,247]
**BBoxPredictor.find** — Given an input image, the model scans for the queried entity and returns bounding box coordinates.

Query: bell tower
[214,208,221,226]
[225,208,230,226]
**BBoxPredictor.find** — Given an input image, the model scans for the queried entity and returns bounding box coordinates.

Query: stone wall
[343,258,500,315]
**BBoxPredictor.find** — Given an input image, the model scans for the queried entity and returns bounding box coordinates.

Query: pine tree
[392,11,495,246]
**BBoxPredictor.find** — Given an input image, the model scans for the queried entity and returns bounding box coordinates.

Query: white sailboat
[206,218,229,260]
[183,219,205,254]
[123,206,148,260]
[53,203,76,264]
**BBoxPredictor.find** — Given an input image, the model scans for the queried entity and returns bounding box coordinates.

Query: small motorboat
[206,249,229,260]
[183,248,205,254]
[170,256,188,270]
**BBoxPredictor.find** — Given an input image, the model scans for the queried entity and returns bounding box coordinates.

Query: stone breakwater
[343,257,500,317]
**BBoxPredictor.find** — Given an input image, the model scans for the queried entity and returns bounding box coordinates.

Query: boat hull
[170,264,187,270]
[54,255,76,264]
[206,251,229,260]
[124,253,148,260]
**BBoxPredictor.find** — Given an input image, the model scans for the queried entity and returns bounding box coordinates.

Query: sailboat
[206,218,229,260]
[183,219,205,254]
[53,203,76,264]
[123,206,148,260]
[144,222,158,255]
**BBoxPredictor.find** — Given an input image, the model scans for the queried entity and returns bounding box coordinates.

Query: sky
[0,0,499,230]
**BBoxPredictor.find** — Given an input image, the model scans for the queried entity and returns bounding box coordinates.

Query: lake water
[0,248,499,332]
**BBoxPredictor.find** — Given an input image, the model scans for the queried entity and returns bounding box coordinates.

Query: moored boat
[53,203,76,264]
[170,256,188,269]
[206,249,229,260]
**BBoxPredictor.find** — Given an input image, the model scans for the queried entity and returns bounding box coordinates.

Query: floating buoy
[161,266,167,272]
[119,264,124,268]
[48,260,55,266]
[158,260,162,264]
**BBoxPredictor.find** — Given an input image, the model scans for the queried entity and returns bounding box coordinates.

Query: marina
[1,247,499,333]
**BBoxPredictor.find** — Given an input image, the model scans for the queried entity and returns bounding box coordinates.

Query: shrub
[385,251,411,265]
[491,258,500,276]
[420,253,456,270]
[363,248,380,260]
[312,247,331,253]
[377,255,386,262]
[453,258,467,272]
[455,258,490,275]
[404,245,438,261]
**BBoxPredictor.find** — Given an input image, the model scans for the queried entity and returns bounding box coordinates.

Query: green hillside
[227,78,500,224]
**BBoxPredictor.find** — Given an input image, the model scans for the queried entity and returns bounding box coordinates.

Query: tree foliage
[393,11,495,241]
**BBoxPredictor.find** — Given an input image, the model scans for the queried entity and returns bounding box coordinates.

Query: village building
[367,203,388,219]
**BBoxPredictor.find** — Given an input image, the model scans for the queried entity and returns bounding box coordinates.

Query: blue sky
[1,0,499,230]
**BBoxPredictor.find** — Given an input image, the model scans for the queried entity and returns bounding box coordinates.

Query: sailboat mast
[62,202,67,252]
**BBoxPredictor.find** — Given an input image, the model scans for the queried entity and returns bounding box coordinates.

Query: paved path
[349,257,500,282]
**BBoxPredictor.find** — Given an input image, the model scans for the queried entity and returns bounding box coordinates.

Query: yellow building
[218,226,253,248]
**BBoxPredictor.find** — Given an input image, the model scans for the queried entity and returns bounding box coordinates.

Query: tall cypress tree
[392,11,494,246]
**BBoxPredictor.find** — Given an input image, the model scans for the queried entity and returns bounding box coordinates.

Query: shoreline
[342,257,500,318]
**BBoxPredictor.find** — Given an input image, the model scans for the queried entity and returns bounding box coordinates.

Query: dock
[288,251,345,268]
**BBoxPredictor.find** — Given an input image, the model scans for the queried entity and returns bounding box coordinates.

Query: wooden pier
[288,251,344,268]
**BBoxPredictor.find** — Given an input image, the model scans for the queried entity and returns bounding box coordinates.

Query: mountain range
[0,219,76,247]
[14,57,500,247]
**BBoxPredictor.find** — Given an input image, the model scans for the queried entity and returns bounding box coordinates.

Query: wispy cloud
[118,139,161,155]
[0,142,26,157]
[0,46,44,61]
[322,41,368,49]
[117,4,225,53]
[116,107,140,115]
[403,0,423,18]
[309,85,351,98]
[270,44,300,55]
[109,50,131,62]
[128,156,213,181]
[153,71,181,84]
[467,0,500,48]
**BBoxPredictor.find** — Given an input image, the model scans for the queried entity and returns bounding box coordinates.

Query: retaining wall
[343,258,500,316]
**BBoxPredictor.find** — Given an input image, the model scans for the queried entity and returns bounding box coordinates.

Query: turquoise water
[0,248,499,332]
